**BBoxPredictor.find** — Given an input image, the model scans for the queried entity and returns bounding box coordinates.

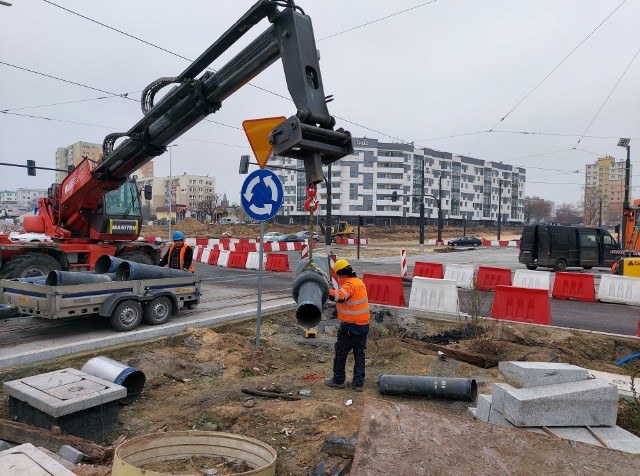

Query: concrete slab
[476,394,491,422]
[491,382,516,413]
[0,443,76,475]
[590,426,640,454]
[502,379,618,427]
[499,361,589,388]
[588,369,639,401]
[547,427,602,447]
[3,368,125,417]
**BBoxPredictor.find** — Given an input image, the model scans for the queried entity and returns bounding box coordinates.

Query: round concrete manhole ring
[112,430,277,476]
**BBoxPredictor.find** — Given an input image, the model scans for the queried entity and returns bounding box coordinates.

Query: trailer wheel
[110,300,143,332]
[0,304,19,319]
[117,251,155,265]
[0,253,61,279]
[143,297,172,325]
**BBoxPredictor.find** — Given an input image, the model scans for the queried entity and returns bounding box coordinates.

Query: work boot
[324,378,345,389]
[351,383,364,392]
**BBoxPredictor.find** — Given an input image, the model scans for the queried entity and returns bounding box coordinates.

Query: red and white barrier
[401,249,407,277]
[301,244,309,260]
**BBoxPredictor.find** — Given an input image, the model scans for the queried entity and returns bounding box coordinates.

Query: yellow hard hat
[333,259,350,273]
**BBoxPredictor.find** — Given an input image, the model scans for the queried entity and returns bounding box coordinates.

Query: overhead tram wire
[489,0,630,131]
[1,93,141,112]
[574,44,640,147]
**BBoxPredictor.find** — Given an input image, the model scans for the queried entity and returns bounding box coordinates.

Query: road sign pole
[256,221,265,347]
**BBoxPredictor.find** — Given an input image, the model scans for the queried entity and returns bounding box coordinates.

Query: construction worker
[159,231,195,272]
[325,259,370,392]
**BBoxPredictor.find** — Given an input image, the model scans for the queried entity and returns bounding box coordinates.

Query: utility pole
[618,138,631,248]
[419,158,425,253]
[497,179,503,241]
[598,195,602,228]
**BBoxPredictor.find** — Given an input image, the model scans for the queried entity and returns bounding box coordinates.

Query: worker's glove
[328,292,336,302]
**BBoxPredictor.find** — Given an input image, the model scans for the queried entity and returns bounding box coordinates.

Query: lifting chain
[304,184,319,262]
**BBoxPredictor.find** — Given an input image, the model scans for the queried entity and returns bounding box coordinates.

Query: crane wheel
[116,251,155,265]
[0,253,62,279]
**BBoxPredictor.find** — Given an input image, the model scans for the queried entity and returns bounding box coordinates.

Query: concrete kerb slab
[0,299,296,370]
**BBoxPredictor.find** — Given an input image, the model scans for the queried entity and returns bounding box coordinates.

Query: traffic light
[391,191,398,202]
[239,155,250,174]
[27,160,36,176]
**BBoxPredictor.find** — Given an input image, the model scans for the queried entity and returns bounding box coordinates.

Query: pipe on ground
[377,374,478,402]
[116,261,191,281]
[292,258,329,328]
[45,271,113,286]
[81,356,146,405]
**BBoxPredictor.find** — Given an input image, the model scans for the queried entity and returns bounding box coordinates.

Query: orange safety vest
[330,276,370,325]
[165,244,195,273]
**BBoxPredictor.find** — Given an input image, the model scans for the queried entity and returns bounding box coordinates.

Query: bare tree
[524,196,553,224]
[581,186,600,226]
[554,202,582,225]
[197,193,221,222]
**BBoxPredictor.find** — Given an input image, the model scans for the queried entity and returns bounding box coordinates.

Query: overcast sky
[1,0,639,207]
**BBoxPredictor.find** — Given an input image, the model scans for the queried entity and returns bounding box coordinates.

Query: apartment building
[17,188,48,209]
[137,173,216,214]
[54,141,102,183]
[0,191,17,204]
[268,137,526,225]
[584,156,629,226]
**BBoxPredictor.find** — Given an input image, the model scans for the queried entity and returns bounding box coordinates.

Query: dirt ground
[1,309,639,475]
[142,220,523,244]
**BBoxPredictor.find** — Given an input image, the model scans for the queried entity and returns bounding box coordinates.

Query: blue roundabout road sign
[241,169,284,222]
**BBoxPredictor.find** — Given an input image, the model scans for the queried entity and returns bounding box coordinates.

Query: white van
[219,217,242,225]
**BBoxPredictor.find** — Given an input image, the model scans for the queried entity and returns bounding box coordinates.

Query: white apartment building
[268,138,526,225]
[17,188,48,209]
[55,141,102,183]
[0,191,17,204]
[137,174,216,210]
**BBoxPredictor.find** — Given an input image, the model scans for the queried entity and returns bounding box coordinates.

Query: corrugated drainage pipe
[95,255,129,274]
[112,431,277,476]
[116,261,191,281]
[377,374,478,402]
[292,258,329,328]
[45,271,113,286]
[81,356,145,405]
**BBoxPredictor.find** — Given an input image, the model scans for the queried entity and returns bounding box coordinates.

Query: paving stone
[57,445,84,464]
[587,369,639,401]
[466,407,477,419]
[488,407,514,427]
[0,443,76,475]
[502,379,618,427]
[591,426,640,454]
[491,382,515,413]
[0,440,9,451]
[547,427,602,447]
[476,394,491,422]
[499,361,589,388]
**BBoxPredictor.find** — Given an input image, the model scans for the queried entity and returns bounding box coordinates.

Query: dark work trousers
[332,326,367,386]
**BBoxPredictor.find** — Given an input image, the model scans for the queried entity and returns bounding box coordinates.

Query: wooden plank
[0,418,113,462]
[351,398,640,476]
[400,337,498,368]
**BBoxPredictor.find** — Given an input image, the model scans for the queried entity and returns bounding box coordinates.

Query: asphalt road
[195,245,640,337]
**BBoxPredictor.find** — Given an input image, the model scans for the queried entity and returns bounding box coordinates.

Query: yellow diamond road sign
[242,116,286,168]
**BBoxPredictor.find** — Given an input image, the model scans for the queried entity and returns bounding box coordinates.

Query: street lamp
[497,179,503,241]
[618,138,631,248]
[166,144,178,240]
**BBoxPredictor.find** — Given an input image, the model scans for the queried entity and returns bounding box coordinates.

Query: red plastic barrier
[637,320,640,337]
[491,285,551,325]
[265,253,290,272]
[552,272,596,302]
[482,239,491,247]
[196,238,208,246]
[413,262,444,279]
[234,242,251,252]
[248,243,257,252]
[195,247,204,262]
[207,249,220,266]
[227,251,249,269]
[476,266,512,291]
[362,273,406,307]
[219,239,231,244]
[499,240,509,246]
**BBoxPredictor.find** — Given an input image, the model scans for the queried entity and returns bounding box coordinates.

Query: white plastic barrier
[597,274,640,305]
[513,269,551,291]
[490,240,500,247]
[208,239,219,246]
[185,238,197,247]
[201,247,211,264]
[217,250,230,267]
[427,239,437,246]
[508,241,518,247]
[444,264,475,289]
[246,252,266,270]
[409,277,459,314]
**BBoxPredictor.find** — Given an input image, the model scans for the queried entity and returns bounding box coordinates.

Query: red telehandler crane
[0,0,352,278]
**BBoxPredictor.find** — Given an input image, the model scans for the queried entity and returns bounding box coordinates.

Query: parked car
[295,231,319,242]
[270,234,304,243]
[8,232,52,243]
[447,236,482,247]
[259,231,285,242]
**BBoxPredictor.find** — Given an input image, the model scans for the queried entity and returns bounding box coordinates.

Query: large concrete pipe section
[82,356,145,405]
[45,271,113,286]
[292,258,329,328]
[116,261,191,281]
[377,374,478,402]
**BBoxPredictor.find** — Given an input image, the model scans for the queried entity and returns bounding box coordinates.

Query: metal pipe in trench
[377,374,478,402]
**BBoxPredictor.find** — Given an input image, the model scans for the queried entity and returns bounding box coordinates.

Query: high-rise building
[54,141,102,183]
[584,156,630,226]
[267,138,526,225]
[136,160,154,179]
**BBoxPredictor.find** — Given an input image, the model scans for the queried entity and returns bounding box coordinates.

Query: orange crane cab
[616,199,640,277]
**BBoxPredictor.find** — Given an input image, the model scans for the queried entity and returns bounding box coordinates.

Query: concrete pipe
[45,271,113,286]
[95,255,128,274]
[116,261,191,281]
[292,258,330,328]
[81,356,145,405]
[377,374,478,402]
